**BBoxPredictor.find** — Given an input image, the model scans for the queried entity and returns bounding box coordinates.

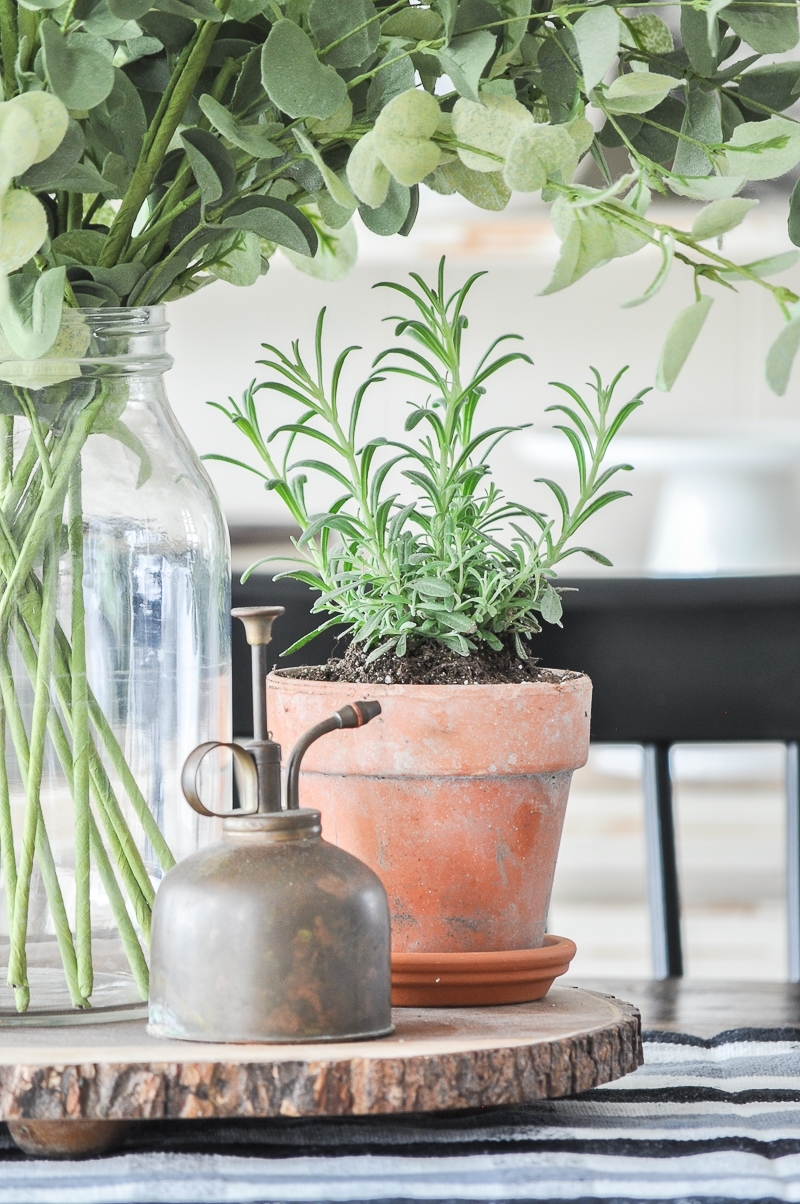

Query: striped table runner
[2,1028,800,1202]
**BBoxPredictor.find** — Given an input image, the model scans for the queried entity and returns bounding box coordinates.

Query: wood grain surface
[0,987,641,1120]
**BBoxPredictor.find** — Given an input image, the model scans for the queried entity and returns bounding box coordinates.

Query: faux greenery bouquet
[0,0,799,1009]
[1,0,800,387]
[212,261,646,663]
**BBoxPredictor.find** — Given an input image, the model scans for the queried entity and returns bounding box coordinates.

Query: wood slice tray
[0,987,640,1128]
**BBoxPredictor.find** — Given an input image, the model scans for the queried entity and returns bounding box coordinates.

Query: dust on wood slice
[0,989,642,1120]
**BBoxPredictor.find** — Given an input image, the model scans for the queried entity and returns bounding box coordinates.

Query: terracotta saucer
[391,934,577,1007]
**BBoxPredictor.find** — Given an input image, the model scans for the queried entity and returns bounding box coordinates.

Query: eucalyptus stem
[69,468,92,1000]
[7,534,61,1006]
[0,417,13,504]
[0,387,108,635]
[99,0,231,267]
[88,811,149,999]
[0,697,15,937]
[0,0,18,101]
[8,614,151,982]
[34,814,88,1009]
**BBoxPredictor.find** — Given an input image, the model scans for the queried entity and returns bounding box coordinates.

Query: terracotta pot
[267,669,591,1003]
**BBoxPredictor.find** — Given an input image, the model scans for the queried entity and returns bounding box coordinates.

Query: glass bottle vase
[0,305,230,1023]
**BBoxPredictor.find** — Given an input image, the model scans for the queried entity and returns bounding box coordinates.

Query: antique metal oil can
[148,607,392,1043]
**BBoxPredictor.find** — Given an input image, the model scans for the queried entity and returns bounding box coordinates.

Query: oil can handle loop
[181,741,260,818]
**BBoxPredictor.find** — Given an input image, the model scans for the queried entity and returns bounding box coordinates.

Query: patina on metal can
[147,607,392,1044]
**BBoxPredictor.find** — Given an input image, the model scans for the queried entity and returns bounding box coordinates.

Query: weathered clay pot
[267,669,591,1004]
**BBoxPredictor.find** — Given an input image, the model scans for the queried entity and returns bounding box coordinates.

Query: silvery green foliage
[209,262,646,658]
[2,0,800,386]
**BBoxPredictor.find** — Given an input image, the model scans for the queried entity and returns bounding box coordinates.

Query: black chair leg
[787,743,800,983]
[643,743,683,979]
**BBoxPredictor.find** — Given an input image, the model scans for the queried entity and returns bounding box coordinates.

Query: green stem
[0,417,13,503]
[69,468,92,999]
[0,696,15,938]
[99,0,231,268]
[0,0,19,100]
[0,386,108,635]
[4,432,40,523]
[88,811,149,999]
[35,813,88,1009]
[10,611,151,977]
[8,534,61,1003]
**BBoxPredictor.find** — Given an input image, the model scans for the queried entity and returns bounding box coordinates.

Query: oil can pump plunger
[148,606,392,1044]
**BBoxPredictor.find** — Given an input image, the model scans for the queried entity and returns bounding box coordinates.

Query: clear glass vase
[0,306,230,1023]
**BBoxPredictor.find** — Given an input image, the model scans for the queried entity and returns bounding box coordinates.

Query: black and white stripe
[3,1029,800,1202]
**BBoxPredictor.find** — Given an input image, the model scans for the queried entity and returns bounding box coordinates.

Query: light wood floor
[571,977,800,1037]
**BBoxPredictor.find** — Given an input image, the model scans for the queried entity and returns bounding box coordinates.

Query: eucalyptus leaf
[372,88,441,186]
[210,230,261,286]
[222,196,318,256]
[725,0,799,53]
[382,8,443,40]
[198,94,282,159]
[440,160,510,209]
[738,62,800,116]
[680,5,717,77]
[294,129,357,211]
[230,44,269,115]
[153,0,222,20]
[538,32,579,123]
[138,9,194,48]
[308,96,354,136]
[11,91,69,163]
[627,13,674,55]
[656,296,714,391]
[673,89,721,177]
[452,94,532,173]
[90,66,147,170]
[542,196,647,294]
[108,0,151,18]
[181,127,235,206]
[790,177,800,248]
[0,267,65,359]
[723,115,800,180]
[719,250,799,280]
[691,197,758,240]
[314,189,353,230]
[602,72,677,115]
[573,6,620,92]
[52,230,108,263]
[366,51,416,121]
[40,19,115,109]
[436,30,496,102]
[87,261,146,298]
[503,121,574,192]
[359,177,410,235]
[668,174,745,200]
[57,161,121,195]
[16,118,83,189]
[130,227,230,304]
[283,218,357,281]
[0,104,40,184]
[766,306,800,394]
[79,1,140,38]
[0,189,48,272]
[261,19,347,120]
[308,0,379,69]
[72,279,120,306]
[346,129,391,207]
